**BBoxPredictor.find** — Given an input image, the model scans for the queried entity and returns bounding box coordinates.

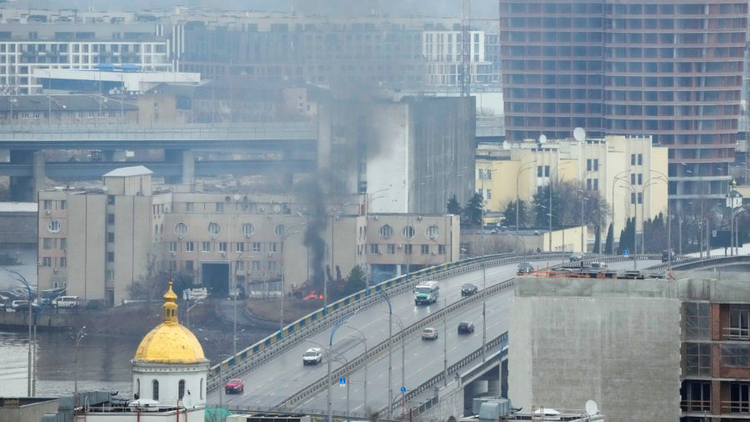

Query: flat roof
[0,202,37,213]
[103,166,153,177]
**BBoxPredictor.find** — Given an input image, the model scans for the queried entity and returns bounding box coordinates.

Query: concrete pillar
[487,379,501,397]
[182,150,195,185]
[32,150,45,199]
[317,104,332,171]
[102,150,115,161]
[501,359,508,398]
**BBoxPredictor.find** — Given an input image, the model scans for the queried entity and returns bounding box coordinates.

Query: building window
[186,202,194,212]
[236,261,245,272]
[241,223,255,237]
[586,159,592,171]
[631,173,636,185]
[107,270,114,281]
[216,202,224,213]
[421,244,430,255]
[60,200,67,210]
[404,244,412,255]
[107,252,114,262]
[252,242,261,252]
[169,242,177,253]
[43,238,53,249]
[369,244,379,254]
[152,380,159,400]
[637,193,643,204]
[42,257,52,267]
[219,242,227,252]
[185,241,195,252]
[426,225,440,240]
[637,174,643,185]
[47,220,61,233]
[269,243,278,253]
[593,179,599,191]
[379,225,393,239]
[728,305,750,340]
[60,238,67,249]
[200,379,203,399]
[387,244,396,254]
[175,222,189,237]
[107,232,115,242]
[136,379,140,397]
[202,242,211,252]
[107,214,115,224]
[593,159,599,171]
[108,195,115,205]
[402,226,416,240]
[236,242,245,252]
[60,257,66,267]
[682,381,710,412]
[268,261,277,271]
[207,222,221,237]
[631,154,636,165]
[275,224,285,238]
[438,244,446,255]
[722,344,750,368]
[178,380,185,400]
[43,200,52,210]
[685,303,711,339]
[685,343,711,376]
[630,193,636,204]
[637,154,643,165]
[169,260,177,271]
[185,260,194,271]
[252,261,261,271]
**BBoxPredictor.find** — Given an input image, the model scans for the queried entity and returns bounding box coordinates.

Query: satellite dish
[585,400,599,416]
[502,141,511,150]
[538,134,547,144]
[573,127,586,142]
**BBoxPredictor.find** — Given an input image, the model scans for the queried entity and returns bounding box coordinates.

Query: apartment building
[476,134,668,244]
[37,166,460,305]
[498,0,748,200]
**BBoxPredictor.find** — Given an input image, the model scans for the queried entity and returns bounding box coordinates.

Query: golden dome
[133,282,207,364]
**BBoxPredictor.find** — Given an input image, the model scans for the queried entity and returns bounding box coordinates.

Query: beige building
[476,135,669,249]
[37,167,460,305]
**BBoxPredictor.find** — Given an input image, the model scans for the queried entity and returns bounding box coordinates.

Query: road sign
[623,249,629,256]
[401,387,406,393]
[339,377,346,387]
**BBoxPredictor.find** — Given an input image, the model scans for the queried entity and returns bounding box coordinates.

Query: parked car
[303,348,323,365]
[590,261,607,269]
[421,327,439,340]
[225,378,244,394]
[52,296,80,308]
[569,252,586,262]
[461,283,478,297]
[661,249,675,263]
[458,321,475,334]
[517,262,534,275]
[11,300,36,311]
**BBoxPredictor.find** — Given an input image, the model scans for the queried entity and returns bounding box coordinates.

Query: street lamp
[405,176,432,276]
[232,252,246,356]
[328,203,350,309]
[324,314,354,422]
[72,326,86,403]
[7,270,33,396]
[344,326,369,412]
[546,165,566,252]
[610,170,632,255]
[377,288,394,419]
[515,161,535,233]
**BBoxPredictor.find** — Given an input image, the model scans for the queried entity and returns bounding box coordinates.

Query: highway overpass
[206,255,660,418]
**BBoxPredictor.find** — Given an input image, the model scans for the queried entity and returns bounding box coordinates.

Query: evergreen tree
[604,223,614,255]
[593,225,601,253]
[342,265,367,297]
[463,193,484,227]
[447,194,462,215]
[502,199,527,229]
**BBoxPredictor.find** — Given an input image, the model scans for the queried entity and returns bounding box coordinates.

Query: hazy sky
[10,0,499,18]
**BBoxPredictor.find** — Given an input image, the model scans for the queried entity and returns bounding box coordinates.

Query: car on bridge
[569,252,586,262]
[458,321,475,334]
[303,348,323,365]
[517,262,534,275]
[461,283,478,297]
[225,378,244,394]
[421,327,439,340]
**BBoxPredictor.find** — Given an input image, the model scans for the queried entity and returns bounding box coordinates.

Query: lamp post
[515,162,535,233]
[649,169,671,264]
[405,176,431,276]
[389,313,407,399]
[280,224,305,331]
[232,252,247,356]
[345,326,369,412]
[328,204,349,309]
[377,289,394,419]
[7,270,32,396]
[323,314,354,422]
[72,326,86,403]
[610,170,632,255]
[546,165,565,252]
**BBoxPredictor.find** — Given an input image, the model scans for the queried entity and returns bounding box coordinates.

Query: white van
[53,296,80,308]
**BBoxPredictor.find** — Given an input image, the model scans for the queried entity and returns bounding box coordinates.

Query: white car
[421,327,439,340]
[303,348,323,365]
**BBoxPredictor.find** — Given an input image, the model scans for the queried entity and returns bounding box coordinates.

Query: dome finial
[163,281,178,324]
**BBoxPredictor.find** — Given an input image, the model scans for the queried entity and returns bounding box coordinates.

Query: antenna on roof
[573,127,586,142]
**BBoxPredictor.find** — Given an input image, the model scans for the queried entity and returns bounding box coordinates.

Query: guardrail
[273,276,516,411]
[207,252,563,392]
[387,332,508,418]
[646,254,750,272]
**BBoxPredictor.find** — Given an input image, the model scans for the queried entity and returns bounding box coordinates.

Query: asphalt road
[210,258,660,411]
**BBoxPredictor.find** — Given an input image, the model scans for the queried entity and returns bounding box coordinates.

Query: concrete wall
[0,398,59,422]
[0,211,37,246]
[509,277,682,422]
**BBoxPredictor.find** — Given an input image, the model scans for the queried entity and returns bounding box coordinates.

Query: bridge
[202,253,683,419]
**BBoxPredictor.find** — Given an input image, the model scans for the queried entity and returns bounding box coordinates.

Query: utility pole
[460,0,471,97]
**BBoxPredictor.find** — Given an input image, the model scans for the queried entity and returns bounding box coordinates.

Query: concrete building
[37,167,460,305]
[498,0,748,200]
[476,135,668,250]
[509,276,682,421]
[0,202,37,247]
[0,397,59,422]
[0,94,138,126]
[318,96,476,216]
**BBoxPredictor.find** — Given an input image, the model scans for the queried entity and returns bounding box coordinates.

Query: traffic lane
[295,289,514,414]
[209,259,546,407]
[606,259,659,270]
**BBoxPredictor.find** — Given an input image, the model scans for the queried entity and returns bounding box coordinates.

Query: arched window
[275,224,285,238]
[152,380,159,400]
[178,380,185,400]
[379,224,393,239]
[200,378,204,399]
[426,225,440,240]
[402,225,416,240]
[241,223,255,237]
[174,222,189,237]
[207,222,221,237]
[136,379,140,397]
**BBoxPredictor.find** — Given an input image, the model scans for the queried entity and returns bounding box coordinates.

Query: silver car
[421,327,439,340]
[303,348,323,365]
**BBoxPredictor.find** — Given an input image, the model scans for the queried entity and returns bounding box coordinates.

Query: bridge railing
[647,254,750,272]
[273,273,518,411]
[0,122,317,141]
[206,252,564,391]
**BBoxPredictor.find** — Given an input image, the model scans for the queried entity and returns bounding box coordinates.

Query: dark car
[661,249,675,263]
[461,283,478,297]
[225,378,244,394]
[517,262,534,275]
[569,252,586,262]
[458,321,475,334]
